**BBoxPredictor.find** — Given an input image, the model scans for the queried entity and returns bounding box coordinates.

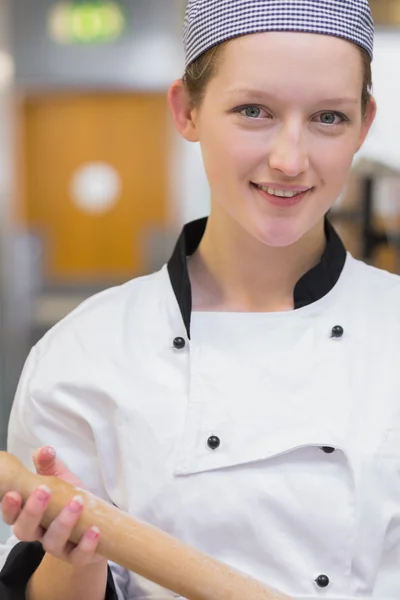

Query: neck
[188,209,327,312]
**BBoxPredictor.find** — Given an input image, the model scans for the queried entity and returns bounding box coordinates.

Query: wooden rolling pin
[0,451,291,600]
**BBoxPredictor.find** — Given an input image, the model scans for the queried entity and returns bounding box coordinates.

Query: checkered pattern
[183,0,374,67]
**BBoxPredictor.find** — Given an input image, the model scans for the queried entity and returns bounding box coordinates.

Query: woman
[1,1,398,599]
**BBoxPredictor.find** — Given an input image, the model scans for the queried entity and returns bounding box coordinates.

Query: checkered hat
[183,0,374,67]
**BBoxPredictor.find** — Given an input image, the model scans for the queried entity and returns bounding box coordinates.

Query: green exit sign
[49,1,127,44]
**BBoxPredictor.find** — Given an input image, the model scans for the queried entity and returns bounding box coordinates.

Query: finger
[33,446,77,484]
[67,526,101,567]
[1,492,23,526]
[12,485,50,542]
[33,446,58,475]
[41,495,84,557]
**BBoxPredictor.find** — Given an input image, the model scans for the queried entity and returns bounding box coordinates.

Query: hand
[1,446,105,568]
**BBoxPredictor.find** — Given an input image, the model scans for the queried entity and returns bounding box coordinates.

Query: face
[169,32,376,247]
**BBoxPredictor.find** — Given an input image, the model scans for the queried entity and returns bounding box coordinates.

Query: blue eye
[318,112,346,125]
[240,106,262,118]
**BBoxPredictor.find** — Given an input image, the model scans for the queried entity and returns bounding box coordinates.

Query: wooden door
[19,92,169,282]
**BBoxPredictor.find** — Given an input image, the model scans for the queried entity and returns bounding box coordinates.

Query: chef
[1,0,400,599]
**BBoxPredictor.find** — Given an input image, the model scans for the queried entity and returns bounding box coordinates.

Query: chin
[249,217,306,248]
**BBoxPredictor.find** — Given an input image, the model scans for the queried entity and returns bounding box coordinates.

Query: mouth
[250,183,313,207]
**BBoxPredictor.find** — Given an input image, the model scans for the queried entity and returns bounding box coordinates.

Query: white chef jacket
[1,216,400,600]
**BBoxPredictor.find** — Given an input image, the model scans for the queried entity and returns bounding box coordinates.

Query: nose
[268,123,309,177]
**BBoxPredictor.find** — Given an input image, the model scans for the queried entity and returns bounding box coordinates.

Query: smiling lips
[253,183,313,198]
[252,182,313,207]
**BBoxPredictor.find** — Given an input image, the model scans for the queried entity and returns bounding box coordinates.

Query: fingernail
[6,493,19,507]
[68,495,84,514]
[35,485,51,502]
[86,526,100,541]
[43,446,56,458]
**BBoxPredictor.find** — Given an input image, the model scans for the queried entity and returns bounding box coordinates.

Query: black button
[331,325,344,338]
[207,436,221,450]
[173,337,186,350]
[321,446,335,454]
[315,574,330,588]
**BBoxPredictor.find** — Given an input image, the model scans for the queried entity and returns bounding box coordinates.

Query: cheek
[201,130,258,187]
[312,135,358,186]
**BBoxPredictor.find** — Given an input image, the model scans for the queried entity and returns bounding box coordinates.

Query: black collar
[167,216,347,339]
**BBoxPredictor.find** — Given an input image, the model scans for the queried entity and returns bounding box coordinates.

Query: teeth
[257,185,305,198]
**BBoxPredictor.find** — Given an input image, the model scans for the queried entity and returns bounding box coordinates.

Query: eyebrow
[226,88,359,105]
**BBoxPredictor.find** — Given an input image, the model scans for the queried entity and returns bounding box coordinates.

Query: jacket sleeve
[0,346,131,599]
[0,539,120,599]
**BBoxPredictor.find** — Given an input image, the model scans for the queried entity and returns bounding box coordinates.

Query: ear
[356,96,377,152]
[168,79,199,143]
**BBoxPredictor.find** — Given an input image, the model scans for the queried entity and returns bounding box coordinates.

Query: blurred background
[0,0,399,490]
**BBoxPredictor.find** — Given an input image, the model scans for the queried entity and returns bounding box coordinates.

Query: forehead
[214,32,362,100]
